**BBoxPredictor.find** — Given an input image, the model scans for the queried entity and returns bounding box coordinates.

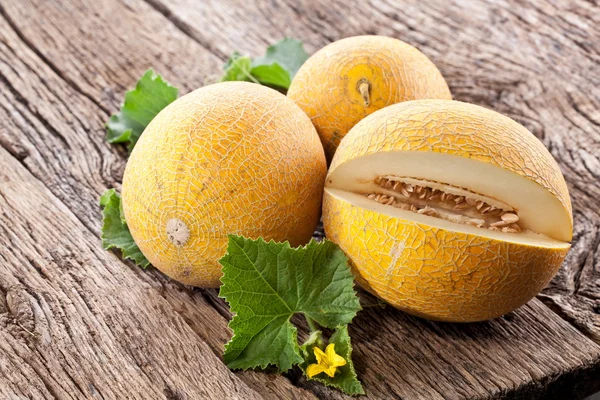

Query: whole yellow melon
[287,35,452,161]
[322,99,572,322]
[122,82,327,287]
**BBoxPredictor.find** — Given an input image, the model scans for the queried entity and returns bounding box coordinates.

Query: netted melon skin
[323,99,572,321]
[122,82,327,287]
[323,192,569,322]
[288,35,452,161]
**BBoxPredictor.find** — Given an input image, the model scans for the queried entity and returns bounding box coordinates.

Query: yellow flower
[306,343,347,378]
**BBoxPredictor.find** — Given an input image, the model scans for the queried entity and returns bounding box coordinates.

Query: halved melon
[323,100,572,322]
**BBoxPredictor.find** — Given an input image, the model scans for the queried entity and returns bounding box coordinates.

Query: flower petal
[306,363,326,378]
[313,346,326,364]
[324,365,338,378]
[325,344,337,359]
[331,353,347,367]
[325,344,347,367]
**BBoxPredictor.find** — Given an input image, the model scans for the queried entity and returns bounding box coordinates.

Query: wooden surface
[1,0,599,399]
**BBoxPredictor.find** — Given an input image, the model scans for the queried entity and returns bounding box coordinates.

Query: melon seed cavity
[365,176,522,233]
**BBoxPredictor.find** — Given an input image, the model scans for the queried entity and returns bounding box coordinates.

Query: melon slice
[323,100,572,322]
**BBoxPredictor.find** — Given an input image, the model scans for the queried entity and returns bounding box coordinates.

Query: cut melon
[322,99,572,322]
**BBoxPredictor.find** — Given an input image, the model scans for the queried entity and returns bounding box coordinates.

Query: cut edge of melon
[325,151,572,245]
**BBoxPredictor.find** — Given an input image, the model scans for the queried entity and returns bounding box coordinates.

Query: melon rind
[323,99,572,321]
[288,35,452,161]
[122,82,327,287]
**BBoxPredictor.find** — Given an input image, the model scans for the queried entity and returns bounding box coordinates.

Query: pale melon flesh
[326,150,572,246]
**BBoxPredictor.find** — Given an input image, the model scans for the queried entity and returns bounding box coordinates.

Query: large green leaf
[220,38,309,90]
[219,236,361,372]
[253,37,308,78]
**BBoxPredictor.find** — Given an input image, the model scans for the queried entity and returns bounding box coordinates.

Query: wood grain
[0,0,599,398]
[0,145,266,400]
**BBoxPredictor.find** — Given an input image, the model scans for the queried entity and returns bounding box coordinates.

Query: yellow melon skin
[122,82,327,288]
[323,99,572,322]
[330,100,573,236]
[287,35,452,161]
[323,193,569,322]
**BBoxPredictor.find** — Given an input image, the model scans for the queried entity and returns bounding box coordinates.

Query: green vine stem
[305,315,319,333]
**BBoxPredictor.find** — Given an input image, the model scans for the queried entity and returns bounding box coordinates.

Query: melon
[322,99,572,322]
[121,82,327,287]
[287,35,452,161]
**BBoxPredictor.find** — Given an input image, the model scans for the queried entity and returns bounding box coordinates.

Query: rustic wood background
[1,0,600,399]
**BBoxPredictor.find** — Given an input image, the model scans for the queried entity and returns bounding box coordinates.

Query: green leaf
[99,189,150,268]
[300,330,324,357]
[221,52,257,83]
[300,326,365,396]
[253,38,308,78]
[220,38,309,90]
[106,69,178,152]
[249,63,291,89]
[219,236,361,373]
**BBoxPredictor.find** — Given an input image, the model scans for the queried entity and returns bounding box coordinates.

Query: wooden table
[1,0,599,399]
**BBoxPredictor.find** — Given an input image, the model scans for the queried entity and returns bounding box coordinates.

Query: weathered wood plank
[0,146,265,400]
[0,0,221,110]
[347,295,600,400]
[1,0,599,399]
[147,0,600,343]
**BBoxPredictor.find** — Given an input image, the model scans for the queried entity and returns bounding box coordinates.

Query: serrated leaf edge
[99,189,150,268]
[302,325,365,396]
